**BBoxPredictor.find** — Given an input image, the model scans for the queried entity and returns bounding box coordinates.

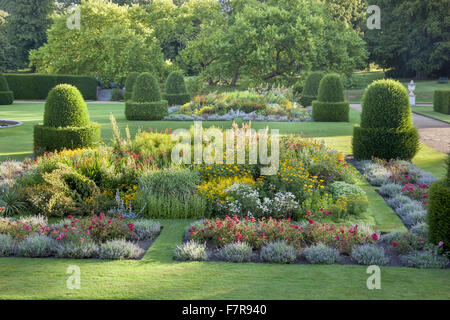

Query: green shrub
[34,84,101,152]
[300,71,324,106]
[312,101,349,122]
[174,240,208,261]
[4,74,97,100]
[0,73,14,105]
[260,241,297,264]
[163,71,190,106]
[351,244,389,265]
[185,77,204,97]
[353,79,419,160]
[124,72,139,101]
[16,234,57,258]
[132,72,161,102]
[428,156,450,251]
[317,73,345,102]
[312,73,349,122]
[303,243,339,264]
[43,84,90,128]
[329,181,366,199]
[126,72,168,120]
[433,89,450,114]
[124,101,168,121]
[0,234,16,257]
[216,242,253,263]
[97,239,143,260]
[400,250,449,269]
[111,88,124,101]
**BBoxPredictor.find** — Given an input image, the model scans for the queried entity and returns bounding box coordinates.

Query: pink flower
[439,241,444,247]
[371,233,379,241]
[392,242,398,248]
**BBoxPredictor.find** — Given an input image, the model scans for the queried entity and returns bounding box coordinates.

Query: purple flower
[439,241,444,247]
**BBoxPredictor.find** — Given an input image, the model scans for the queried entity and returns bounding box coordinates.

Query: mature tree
[5,0,54,68]
[29,0,164,84]
[181,0,367,86]
[320,0,367,33]
[0,9,15,71]
[365,0,450,78]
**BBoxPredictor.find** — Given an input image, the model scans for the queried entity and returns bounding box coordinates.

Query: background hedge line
[5,74,98,100]
[433,89,450,115]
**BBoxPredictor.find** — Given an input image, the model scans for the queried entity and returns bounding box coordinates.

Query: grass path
[1,220,449,300]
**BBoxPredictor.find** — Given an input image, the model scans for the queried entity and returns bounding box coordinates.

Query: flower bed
[0,214,161,260]
[174,216,449,268]
[164,91,311,122]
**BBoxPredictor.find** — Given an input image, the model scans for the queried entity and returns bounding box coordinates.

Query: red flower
[371,233,379,241]
[392,242,398,248]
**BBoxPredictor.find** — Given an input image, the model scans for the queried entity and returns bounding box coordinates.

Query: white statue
[408,80,416,107]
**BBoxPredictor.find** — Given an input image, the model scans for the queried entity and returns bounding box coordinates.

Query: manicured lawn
[346,80,450,104]
[1,102,449,300]
[412,105,450,123]
[1,219,449,300]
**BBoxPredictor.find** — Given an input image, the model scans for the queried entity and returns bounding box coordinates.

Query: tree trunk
[231,64,242,86]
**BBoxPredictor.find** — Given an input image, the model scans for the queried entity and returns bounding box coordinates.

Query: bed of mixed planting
[164,90,311,122]
[0,119,448,267]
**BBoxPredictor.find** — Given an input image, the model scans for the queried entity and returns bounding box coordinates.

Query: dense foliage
[353,80,419,160]
[299,71,325,107]
[163,71,190,106]
[0,73,13,105]
[312,73,349,122]
[124,72,139,101]
[433,89,450,115]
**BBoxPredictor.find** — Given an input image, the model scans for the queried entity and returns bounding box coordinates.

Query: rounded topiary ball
[124,72,139,100]
[317,73,345,102]
[165,71,187,94]
[132,73,161,103]
[300,71,325,106]
[360,79,412,130]
[43,84,90,128]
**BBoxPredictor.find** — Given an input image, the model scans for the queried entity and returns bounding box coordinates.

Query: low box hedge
[0,91,14,105]
[428,179,450,251]
[34,123,101,152]
[312,101,349,122]
[162,93,191,106]
[125,101,169,121]
[5,74,98,100]
[352,125,419,160]
[433,89,450,114]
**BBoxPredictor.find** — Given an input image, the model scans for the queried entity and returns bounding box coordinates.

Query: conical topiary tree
[428,154,450,251]
[125,73,168,120]
[300,71,325,107]
[0,73,14,105]
[352,79,419,160]
[124,72,139,101]
[34,84,101,152]
[312,73,349,122]
[162,71,190,106]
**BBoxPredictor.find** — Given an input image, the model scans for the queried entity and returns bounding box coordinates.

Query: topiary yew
[428,154,450,251]
[0,73,14,105]
[162,71,191,106]
[34,84,101,152]
[352,79,419,160]
[300,71,324,107]
[124,72,139,101]
[125,73,168,120]
[312,73,349,122]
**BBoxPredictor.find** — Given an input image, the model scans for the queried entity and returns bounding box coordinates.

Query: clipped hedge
[300,71,324,107]
[5,74,98,100]
[34,84,101,152]
[125,101,169,121]
[124,72,139,101]
[428,155,450,251]
[0,74,14,105]
[353,79,419,160]
[126,73,168,120]
[433,89,450,115]
[312,101,349,122]
[352,126,419,160]
[312,73,349,122]
[34,123,101,152]
[163,93,191,106]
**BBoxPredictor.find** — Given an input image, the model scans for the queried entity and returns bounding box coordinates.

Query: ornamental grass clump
[303,243,339,264]
[312,73,349,122]
[353,79,419,160]
[163,71,190,106]
[351,244,389,265]
[125,72,168,120]
[16,234,57,258]
[260,241,297,264]
[300,71,325,107]
[0,234,16,256]
[216,242,253,263]
[97,239,143,260]
[0,73,14,105]
[174,240,208,261]
[34,84,101,152]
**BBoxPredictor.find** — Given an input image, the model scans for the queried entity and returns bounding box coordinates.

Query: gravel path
[350,104,450,154]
